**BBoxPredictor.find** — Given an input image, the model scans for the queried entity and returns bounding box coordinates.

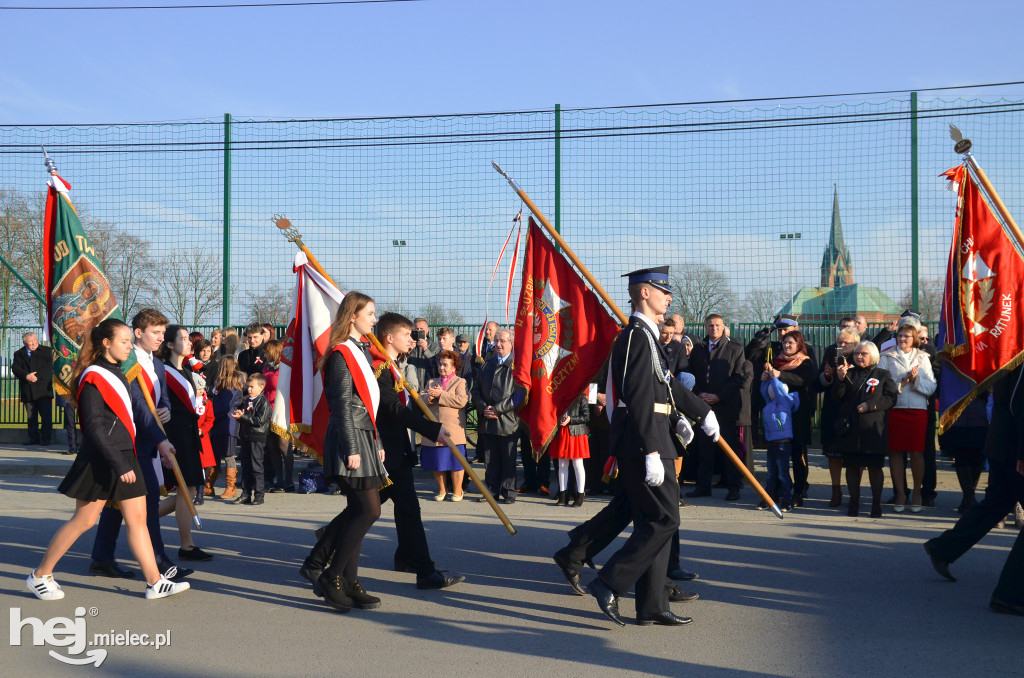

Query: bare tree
[669,262,736,325]
[246,283,292,326]
[418,302,465,327]
[87,220,158,322]
[738,287,789,325]
[158,247,223,326]
[899,276,945,322]
[0,188,36,328]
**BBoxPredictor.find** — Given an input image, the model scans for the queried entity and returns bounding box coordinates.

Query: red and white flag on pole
[272,251,345,463]
[476,209,522,355]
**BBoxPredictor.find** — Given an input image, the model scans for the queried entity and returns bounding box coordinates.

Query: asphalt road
[2,446,1022,678]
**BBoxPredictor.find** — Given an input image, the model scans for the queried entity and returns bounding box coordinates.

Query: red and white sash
[78,365,137,453]
[165,365,198,414]
[325,338,380,430]
[133,346,161,404]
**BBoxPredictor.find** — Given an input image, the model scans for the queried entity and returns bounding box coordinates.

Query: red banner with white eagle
[513,217,620,453]
[271,251,345,462]
[937,163,1024,432]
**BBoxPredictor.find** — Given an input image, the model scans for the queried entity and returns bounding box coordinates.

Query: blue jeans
[766,440,793,505]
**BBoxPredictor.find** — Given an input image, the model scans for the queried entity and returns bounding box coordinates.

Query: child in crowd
[262,339,294,492]
[231,372,272,505]
[195,377,217,504]
[550,392,590,507]
[210,356,243,499]
[759,371,800,512]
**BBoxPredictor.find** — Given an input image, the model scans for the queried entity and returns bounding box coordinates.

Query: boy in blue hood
[759,373,800,511]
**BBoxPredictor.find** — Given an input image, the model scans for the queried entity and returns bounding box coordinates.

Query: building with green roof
[778,186,901,324]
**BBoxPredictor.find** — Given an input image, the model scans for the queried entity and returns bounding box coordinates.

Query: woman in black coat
[831,340,898,518]
[814,328,862,506]
[300,291,388,614]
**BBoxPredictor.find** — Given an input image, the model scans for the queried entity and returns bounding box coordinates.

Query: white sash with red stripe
[328,339,380,430]
[78,365,137,452]
[133,346,161,404]
[165,365,197,414]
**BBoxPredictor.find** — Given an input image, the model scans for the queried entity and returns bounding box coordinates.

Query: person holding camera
[407,318,440,392]
[815,325,861,507]
[830,341,897,518]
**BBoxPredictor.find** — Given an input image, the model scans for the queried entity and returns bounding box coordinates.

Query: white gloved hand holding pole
[644,453,665,486]
[701,410,721,442]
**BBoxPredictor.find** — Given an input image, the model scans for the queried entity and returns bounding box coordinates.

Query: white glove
[644,453,665,487]
[675,418,695,447]
[701,410,721,442]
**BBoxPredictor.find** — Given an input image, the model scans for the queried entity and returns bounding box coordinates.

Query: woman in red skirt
[878,320,936,513]
[550,392,590,507]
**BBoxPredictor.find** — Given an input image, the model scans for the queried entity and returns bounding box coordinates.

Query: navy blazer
[129,357,170,457]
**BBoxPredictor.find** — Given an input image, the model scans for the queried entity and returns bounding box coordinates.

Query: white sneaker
[26,570,65,600]
[145,567,190,600]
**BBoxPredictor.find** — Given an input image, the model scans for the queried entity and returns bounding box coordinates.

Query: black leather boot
[343,578,381,609]
[318,572,352,612]
[554,491,567,506]
[571,492,586,508]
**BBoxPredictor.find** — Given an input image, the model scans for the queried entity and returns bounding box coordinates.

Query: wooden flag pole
[951,126,1024,248]
[274,218,517,536]
[492,162,783,520]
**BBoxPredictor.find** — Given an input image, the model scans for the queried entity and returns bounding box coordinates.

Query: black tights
[846,466,884,505]
[322,486,381,581]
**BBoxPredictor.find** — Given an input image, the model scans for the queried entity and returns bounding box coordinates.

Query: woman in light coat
[878,320,936,513]
[422,350,469,501]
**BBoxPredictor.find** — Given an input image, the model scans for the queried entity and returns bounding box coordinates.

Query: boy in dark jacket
[231,373,271,505]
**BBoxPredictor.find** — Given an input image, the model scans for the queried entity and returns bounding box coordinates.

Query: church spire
[820,184,853,288]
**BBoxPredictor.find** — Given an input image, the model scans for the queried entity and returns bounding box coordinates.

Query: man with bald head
[12,333,55,445]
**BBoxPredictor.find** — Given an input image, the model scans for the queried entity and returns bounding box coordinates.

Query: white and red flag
[272,251,345,463]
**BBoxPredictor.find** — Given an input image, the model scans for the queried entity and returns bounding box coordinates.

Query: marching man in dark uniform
[586,266,703,627]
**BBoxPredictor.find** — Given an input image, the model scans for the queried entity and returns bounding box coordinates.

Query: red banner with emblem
[513,218,620,453]
[937,163,1024,432]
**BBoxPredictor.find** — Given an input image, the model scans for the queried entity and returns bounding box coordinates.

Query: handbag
[298,469,326,494]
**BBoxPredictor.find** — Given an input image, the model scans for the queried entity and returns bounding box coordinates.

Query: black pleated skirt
[58,446,147,503]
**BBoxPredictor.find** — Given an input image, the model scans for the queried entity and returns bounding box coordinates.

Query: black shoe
[553,491,568,507]
[571,492,586,508]
[667,585,699,603]
[922,495,936,508]
[89,560,135,578]
[394,556,415,573]
[685,489,711,498]
[793,494,804,508]
[990,597,1024,616]
[300,562,324,597]
[157,560,192,581]
[232,491,252,505]
[194,493,205,506]
[667,568,699,582]
[553,548,585,596]
[252,493,265,505]
[501,496,516,505]
[587,579,624,627]
[637,610,692,626]
[724,491,741,501]
[270,486,286,493]
[317,572,352,612]
[923,540,956,582]
[343,578,382,609]
[178,546,213,562]
[416,570,465,590]
[283,485,296,493]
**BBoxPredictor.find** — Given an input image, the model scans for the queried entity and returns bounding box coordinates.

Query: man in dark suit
[471,329,522,504]
[586,266,695,627]
[687,314,746,501]
[659,318,685,376]
[11,332,54,445]
[924,364,1024,616]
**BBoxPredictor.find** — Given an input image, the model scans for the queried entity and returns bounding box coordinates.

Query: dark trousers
[60,401,78,453]
[765,440,794,504]
[599,456,679,616]
[696,425,742,492]
[381,461,435,577]
[239,439,266,495]
[482,432,518,499]
[923,402,938,498]
[24,397,53,443]
[566,483,686,572]
[584,426,610,491]
[265,433,294,489]
[930,454,1024,604]
[92,452,167,563]
[520,426,551,490]
[791,443,809,497]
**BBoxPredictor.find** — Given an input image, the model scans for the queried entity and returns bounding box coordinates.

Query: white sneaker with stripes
[26,570,65,600]
[144,567,190,599]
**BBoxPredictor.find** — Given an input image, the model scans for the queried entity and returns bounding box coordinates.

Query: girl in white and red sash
[158,325,213,562]
[300,291,388,613]
[26,318,189,601]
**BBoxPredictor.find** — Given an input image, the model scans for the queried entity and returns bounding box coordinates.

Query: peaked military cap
[774,314,798,328]
[623,266,671,293]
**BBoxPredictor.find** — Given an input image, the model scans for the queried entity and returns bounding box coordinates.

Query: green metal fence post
[910,92,919,313]
[554,103,561,238]
[222,113,232,327]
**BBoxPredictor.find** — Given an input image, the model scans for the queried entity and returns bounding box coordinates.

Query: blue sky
[2,1,1023,327]
[3,0,1024,123]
